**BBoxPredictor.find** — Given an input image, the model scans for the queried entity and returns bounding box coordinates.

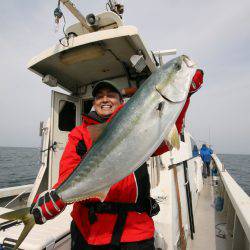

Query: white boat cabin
[27,11,159,191]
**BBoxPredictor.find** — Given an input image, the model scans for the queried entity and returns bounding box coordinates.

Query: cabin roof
[28,26,157,92]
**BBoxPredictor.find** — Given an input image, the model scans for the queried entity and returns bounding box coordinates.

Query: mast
[59,0,93,32]
[57,0,124,32]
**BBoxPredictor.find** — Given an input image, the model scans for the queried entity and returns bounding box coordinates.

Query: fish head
[156,55,196,102]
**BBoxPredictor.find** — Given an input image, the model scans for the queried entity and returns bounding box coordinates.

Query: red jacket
[53,98,190,245]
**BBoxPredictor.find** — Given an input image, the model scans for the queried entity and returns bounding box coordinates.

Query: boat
[0,1,249,249]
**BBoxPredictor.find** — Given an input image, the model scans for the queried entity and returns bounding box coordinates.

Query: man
[200,144,213,177]
[31,69,204,250]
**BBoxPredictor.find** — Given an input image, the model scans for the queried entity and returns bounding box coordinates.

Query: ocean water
[218,154,250,195]
[0,147,40,188]
[0,147,249,195]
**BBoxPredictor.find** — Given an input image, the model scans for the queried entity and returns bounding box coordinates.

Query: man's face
[93,88,122,118]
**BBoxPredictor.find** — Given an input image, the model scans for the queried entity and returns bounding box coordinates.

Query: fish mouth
[182,55,196,68]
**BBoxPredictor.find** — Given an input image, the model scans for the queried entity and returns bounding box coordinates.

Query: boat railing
[212,154,250,249]
[0,184,33,209]
[0,185,33,200]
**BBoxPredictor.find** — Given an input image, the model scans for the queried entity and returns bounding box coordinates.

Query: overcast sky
[0,0,249,154]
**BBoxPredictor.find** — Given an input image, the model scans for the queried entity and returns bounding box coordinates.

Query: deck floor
[188,178,232,250]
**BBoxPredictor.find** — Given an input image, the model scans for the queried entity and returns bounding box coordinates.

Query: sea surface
[0,147,40,188]
[218,154,250,195]
[0,147,249,195]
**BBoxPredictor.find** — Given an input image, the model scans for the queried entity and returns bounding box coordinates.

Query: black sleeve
[76,140,87,157]
[134,162,150,205]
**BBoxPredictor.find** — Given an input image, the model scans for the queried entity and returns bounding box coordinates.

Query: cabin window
[58,100,76,131]
[83,100,94,114]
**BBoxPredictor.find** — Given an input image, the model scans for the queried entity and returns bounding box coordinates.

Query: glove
[189,69,204,95]
[145,197,160,217]
[30,189,66,224]
[76,140,87,157]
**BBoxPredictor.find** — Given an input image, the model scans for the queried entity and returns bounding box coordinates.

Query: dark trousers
[202,162,211,178]
[71,221,155,250]
[205,162,211,176]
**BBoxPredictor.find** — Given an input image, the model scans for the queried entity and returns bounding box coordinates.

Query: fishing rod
[180,132,195,239]
[168,155,200,170]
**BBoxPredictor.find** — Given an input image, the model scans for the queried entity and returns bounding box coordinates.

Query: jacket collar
[83,111,110,126]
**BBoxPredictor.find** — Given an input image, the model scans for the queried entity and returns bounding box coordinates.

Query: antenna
[106,0,124,18]
[209,127,211,146]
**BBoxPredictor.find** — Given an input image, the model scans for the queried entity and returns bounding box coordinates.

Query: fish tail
[0,207,35,250]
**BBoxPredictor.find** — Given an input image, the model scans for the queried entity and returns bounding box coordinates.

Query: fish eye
[174,63,181,71]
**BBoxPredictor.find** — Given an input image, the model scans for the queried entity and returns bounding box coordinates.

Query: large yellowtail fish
[0,55,196,249]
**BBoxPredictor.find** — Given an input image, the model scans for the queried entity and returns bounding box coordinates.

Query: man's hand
[189,69,204,95]
[30,189,66,224]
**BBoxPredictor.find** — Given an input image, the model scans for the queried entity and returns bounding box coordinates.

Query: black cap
[92,80,123,99]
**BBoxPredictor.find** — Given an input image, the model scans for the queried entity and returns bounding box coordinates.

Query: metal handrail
[4,187,32,208]
[212,154,250,242]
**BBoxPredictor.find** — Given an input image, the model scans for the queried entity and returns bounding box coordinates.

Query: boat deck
[188,178,232,250]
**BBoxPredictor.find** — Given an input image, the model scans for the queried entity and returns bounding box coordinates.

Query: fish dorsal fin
[87,123,108,143]
[165,125,180,150]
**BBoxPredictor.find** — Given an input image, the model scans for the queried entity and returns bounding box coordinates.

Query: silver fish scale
[56,56,195,202]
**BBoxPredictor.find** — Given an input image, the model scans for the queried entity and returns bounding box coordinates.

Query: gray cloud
[0,0,249,154]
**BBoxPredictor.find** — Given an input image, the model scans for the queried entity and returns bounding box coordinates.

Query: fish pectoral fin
[164,125,180,150]
[89,188,110,202]
[87,123,108,144]
[0,207,35,250]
